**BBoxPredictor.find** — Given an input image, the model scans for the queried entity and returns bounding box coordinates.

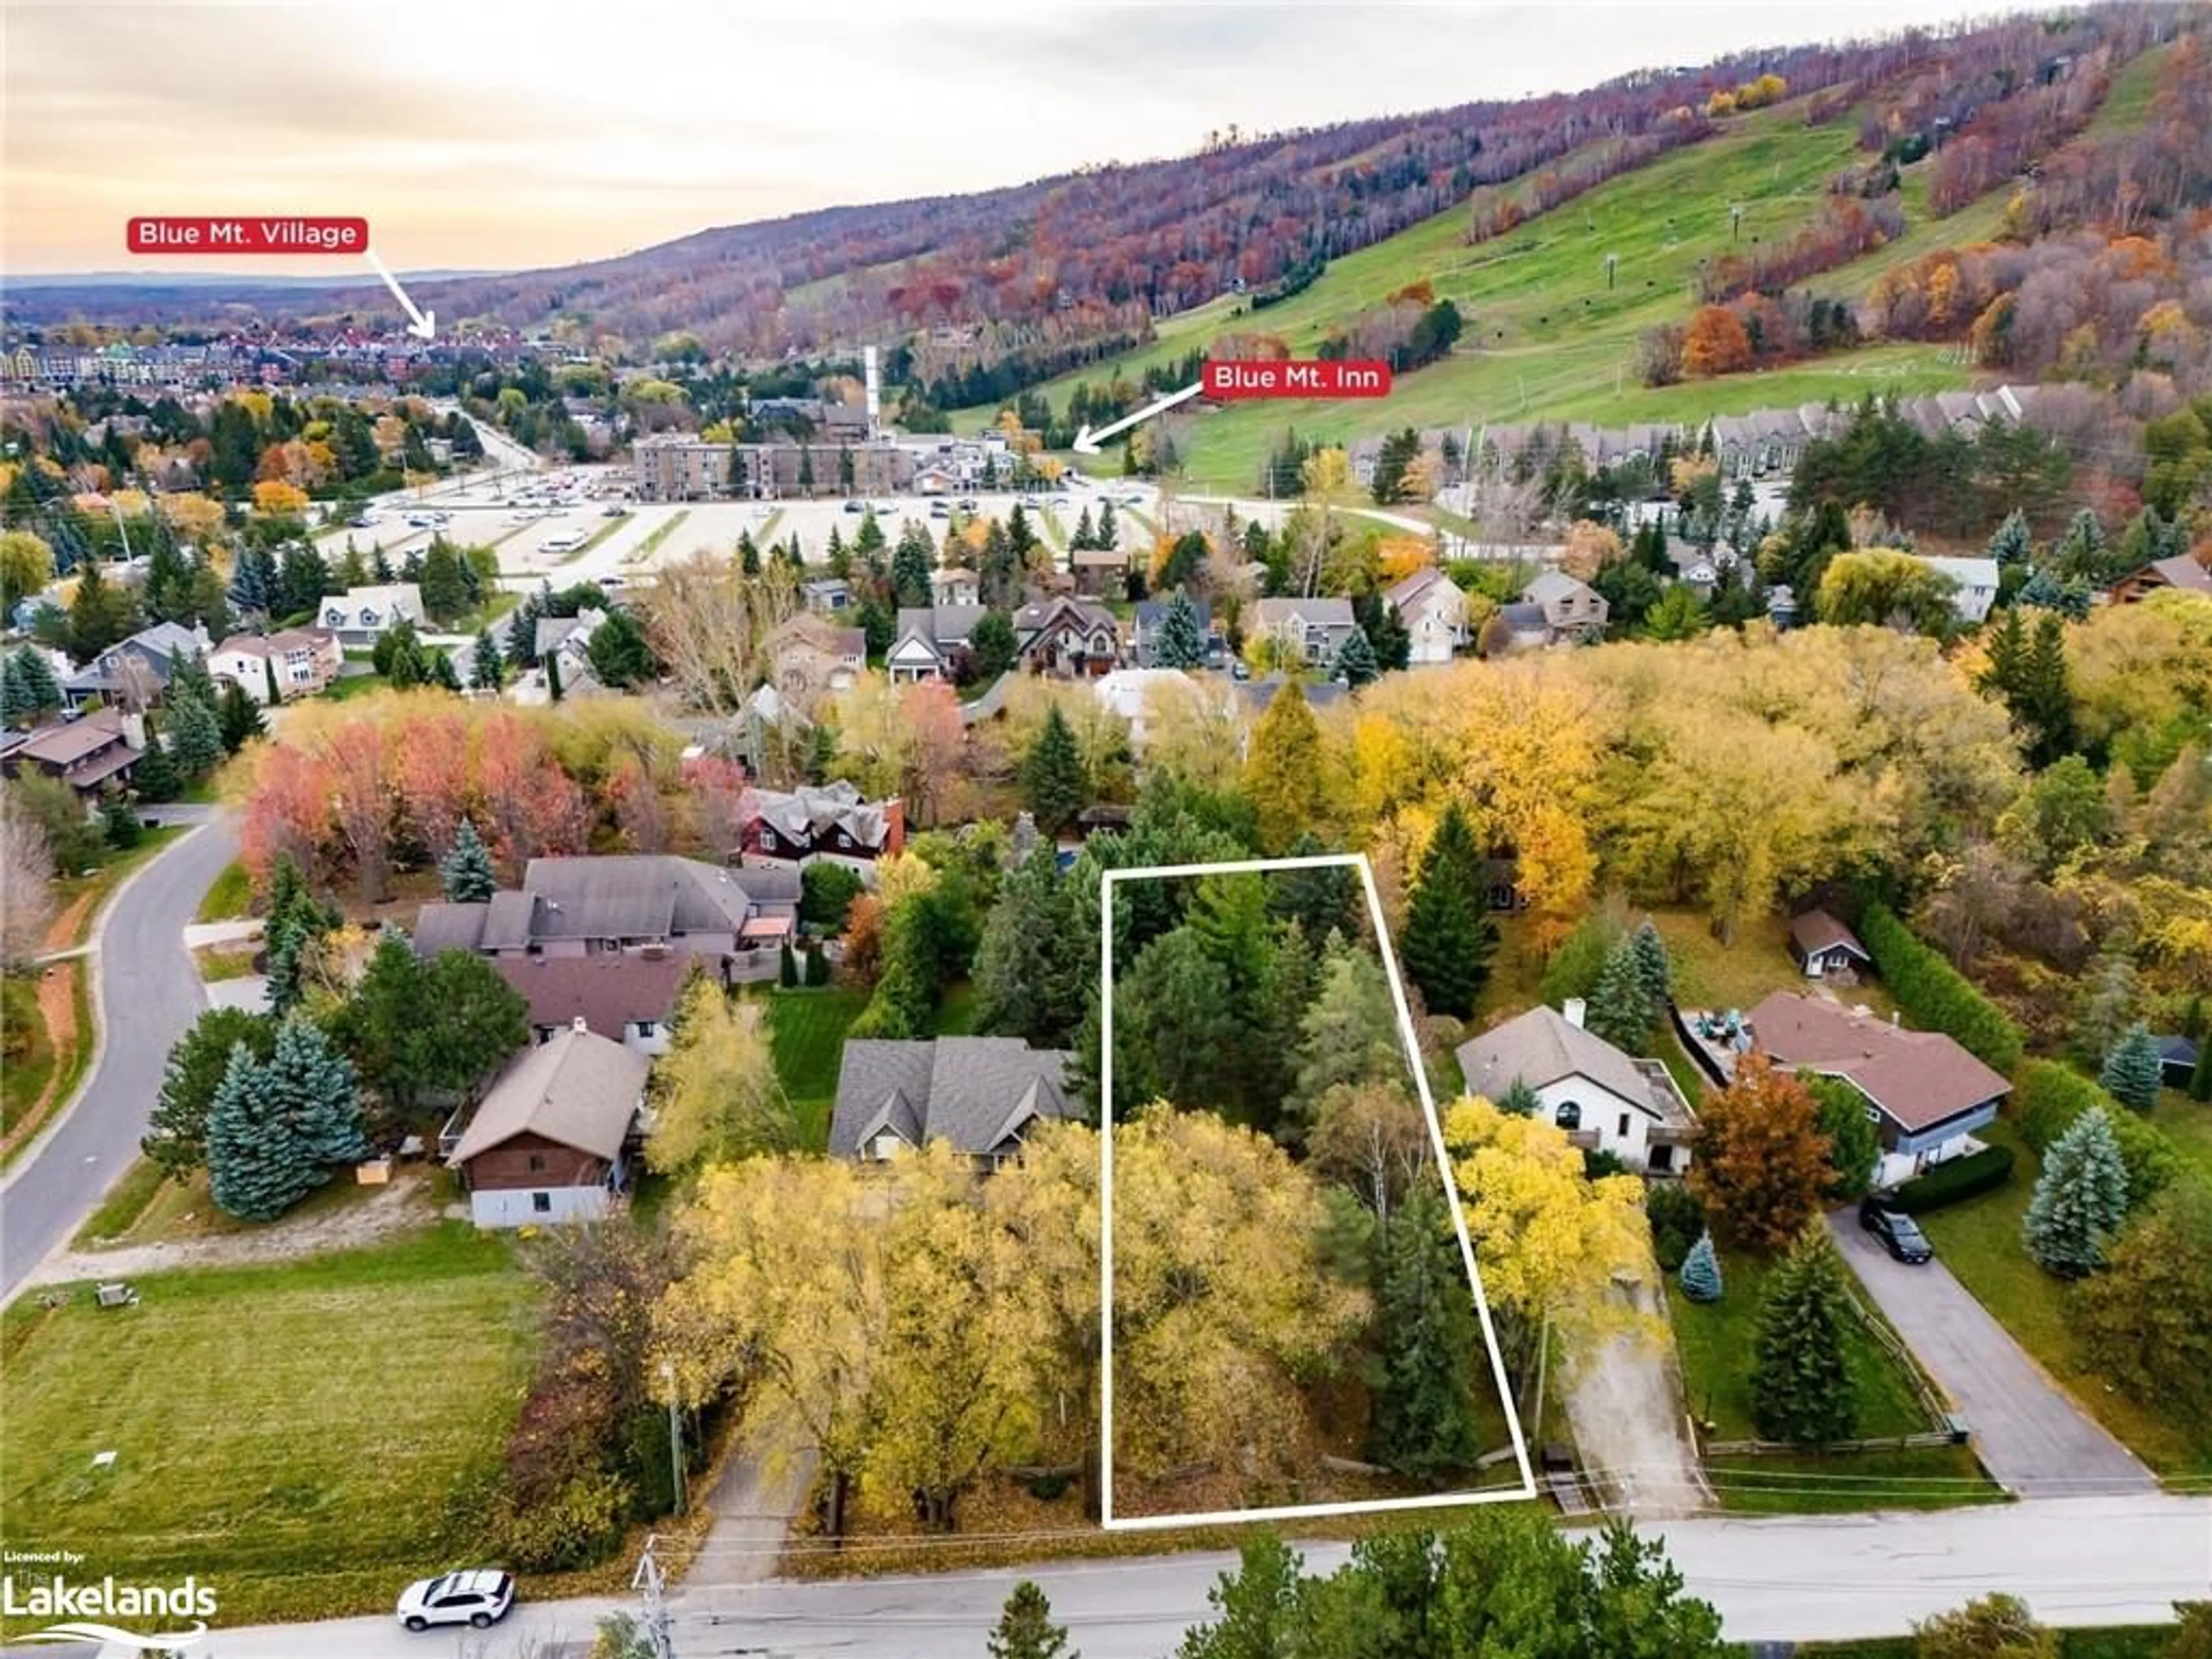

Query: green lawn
[764,986,869,1153]
[50,825,187,948]
[1645,907,1897,1024]
[1668,1242,1935,1445]
[1916,1120,2212,1479]
[1702,1445,2002,1516]
[323,671,391,700]
[193,944,259,982]
[1,979,56,1141]
[2145,1088,2212,1178]
[0,1227,536,1628]
[935,980,980,1036]
[196,858,254,923]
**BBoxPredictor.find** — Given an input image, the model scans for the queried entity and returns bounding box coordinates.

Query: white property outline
[1097,852,1538,1530]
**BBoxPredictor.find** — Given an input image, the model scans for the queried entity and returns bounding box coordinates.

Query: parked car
[930,502,950,517]
[395,1570,513,1632]
[601,503,628,517]
[1859,1198,1934,1264]
[543,531,586,553]
[842,498,863,513]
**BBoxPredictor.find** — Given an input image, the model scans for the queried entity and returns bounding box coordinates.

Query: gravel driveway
[1565,1275,1711,1515]
[1827,1213,2155,1497]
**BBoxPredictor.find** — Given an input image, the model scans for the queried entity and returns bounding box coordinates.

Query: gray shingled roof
[518,856,798,942]
[447,1024,649,1165]
[1457,1006,1659,1115]
[829,1037,1076,1158]
[411,902,491,957]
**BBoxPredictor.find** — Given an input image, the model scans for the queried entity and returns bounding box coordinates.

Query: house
[1914,555,2001,625]
[931,570,980,607]
[740,781,905,871]
[2111,554,2212,605]
[444,1021,650,1227]
[829,1037,1079,1169]
[60,620,213,710]
[411,855,802,980]
[801,578,852,613]
[1071,546,1132,598]
[317,584,426,646]
[1788,910,1873,980]
[1249,597,1358,668]
[1519,570,1609,643]
[1456,1000,1699,1175]
[1767,585,1800,629]
[1741,992,2010,1186]
[491,955,693,1056]
[1012,595,1120,678]
[887,603,985,682]
[207,628,342,704]
[766,613,867,702]
[1385,568,1471,665]
[2154,1035,2199,1090]
[1493,602,1552,653]
[1130,598,1226,669]
[1,707,141,805]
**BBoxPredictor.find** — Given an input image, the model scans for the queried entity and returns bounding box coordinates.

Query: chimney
[1562,997,1587,1029]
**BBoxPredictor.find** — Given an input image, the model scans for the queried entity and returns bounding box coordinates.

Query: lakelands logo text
[3,1572,216,1651]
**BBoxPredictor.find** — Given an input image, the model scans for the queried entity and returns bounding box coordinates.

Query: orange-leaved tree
[1688,1051,1834,1253]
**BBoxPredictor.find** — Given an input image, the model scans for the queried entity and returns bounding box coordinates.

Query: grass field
[1916,1120,2212,1479]
[2145,1088,2212,1177]
[1665,1238,2002,1513]
[1,980,58,1141]
[0,1227,536,1628]
[1802,1631,2175,1659]
[196,858,254,923]
[764,986,869,1152]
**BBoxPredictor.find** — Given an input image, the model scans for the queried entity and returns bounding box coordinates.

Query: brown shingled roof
[1744,992,2009,1133]
[491,953,694,1040]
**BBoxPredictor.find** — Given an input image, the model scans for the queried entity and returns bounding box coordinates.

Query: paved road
[39,1494,2211,1658]
[1,818,237,1302]
[1828,1213,2156,1498]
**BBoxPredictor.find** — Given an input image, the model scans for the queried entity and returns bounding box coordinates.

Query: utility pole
[662,1361,685,1517]
[632,1535,676,1659]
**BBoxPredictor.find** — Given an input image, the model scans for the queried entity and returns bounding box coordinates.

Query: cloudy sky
[6,0,2005,278]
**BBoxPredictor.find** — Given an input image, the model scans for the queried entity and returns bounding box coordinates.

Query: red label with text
[127,217,370,255]
[1203,359,1392,400]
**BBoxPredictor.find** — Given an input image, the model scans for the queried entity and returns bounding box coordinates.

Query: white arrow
[1071,381,1203,454]
[365,248,436,340]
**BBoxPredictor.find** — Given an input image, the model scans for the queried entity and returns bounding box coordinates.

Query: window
[531,1192,551,1214]
[1618,1113,1631,1138]
[1650,1145,1675,1173]
[637,1020,657,1037]
[1554,1101,1581,1130]
[527,1153,546,1173]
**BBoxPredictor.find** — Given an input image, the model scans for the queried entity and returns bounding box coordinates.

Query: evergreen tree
[1679,1233,1723,1302]
[2099,1022,2164,1112]
[1154,590,1206,669]
[469,627,504,692]
[165,689,224,778]
[545,646,565,702]
[228,543,279,618]
[417,539,469,625]
[1097,499,1119,550]
[429,649,463,693]
[779,940,798,988]
[205,1019,369,1222]
[1268,830,1358,943]
[1627,916,1672,1012]
[2017,566,2092,620]
[738,530,762,576]
[587,608,657,688]
[1372,1184,1482,1483]
[0,652,29,726]
[1750,1227,1858,1446]
[2193,1041,2212,1104]
[1399,805,1497,1019]
[13,645,62,718]
[1585,934,1659,1054]
[1985,509,2034,569]
[892,524,935,607]
[130,731,181,802]
[103,792,142,849]
[854,510,887,569]
[1022,704,1087,837]
[2022,1106,2128,1277]
[2018,609,2077,765]
[1331,625,1380,689]
[1071,505,1097,551]
[969,609,1018,680]
[277,542,329,618]
[215,679,266,752]
[440,820,498,903]
[1498,1078,1540,1118]
[143,1006,278,1175]
[988,1581,1076,1659]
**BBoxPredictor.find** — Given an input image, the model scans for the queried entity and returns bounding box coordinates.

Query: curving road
[0,816,238,1302]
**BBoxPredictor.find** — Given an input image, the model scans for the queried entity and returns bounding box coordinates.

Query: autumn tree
[1243,679,1324,854]
[0,790,53,971]
[645,976,798,1171]
[1816,548,1959,635]
[1399,804,1496,1019]
[1688,1053,1832,1253]
[1111,1105,1370,1482]
[2072,1177,2212,1422]
[1912,1593,2056,1658]
[1750,1225,1858,1446]
[1681,305,1753,377]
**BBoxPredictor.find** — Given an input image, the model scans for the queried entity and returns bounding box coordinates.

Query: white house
[1384,568,1470,665]
[1915,555,2001,625]
[317,583,426,646]
[207,628,342,704]
[1456,1000,1699,1175]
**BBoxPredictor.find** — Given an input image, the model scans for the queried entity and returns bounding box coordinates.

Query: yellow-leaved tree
[643,975,797,1172]
[1445,1096,1654,1388]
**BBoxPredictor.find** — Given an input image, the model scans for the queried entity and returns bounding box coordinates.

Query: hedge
[2013,1060,2181,1212]
[1858,903,2024,1073]
[1889,1143,2016,1214]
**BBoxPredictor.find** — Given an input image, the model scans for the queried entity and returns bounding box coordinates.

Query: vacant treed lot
[0,1228,535,1626]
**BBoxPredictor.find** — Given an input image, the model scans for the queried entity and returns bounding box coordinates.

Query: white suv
[395,1569,514,1632]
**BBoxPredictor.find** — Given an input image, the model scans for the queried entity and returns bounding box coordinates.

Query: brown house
[2,707,141,804]
[2110,554,2212,605]
[444,1021,650,1228]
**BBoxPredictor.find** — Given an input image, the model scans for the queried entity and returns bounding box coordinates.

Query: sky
[4,0,2011,279]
